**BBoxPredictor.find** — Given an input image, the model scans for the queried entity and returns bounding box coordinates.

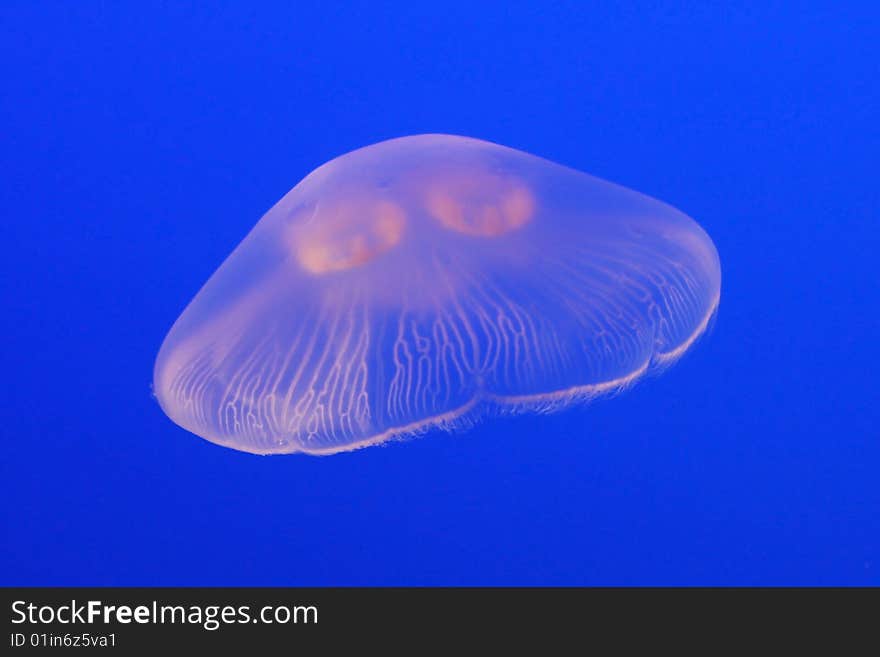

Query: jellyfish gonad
[154,134,721,455]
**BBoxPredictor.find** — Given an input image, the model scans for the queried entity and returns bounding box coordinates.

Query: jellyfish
[154,134,721,455]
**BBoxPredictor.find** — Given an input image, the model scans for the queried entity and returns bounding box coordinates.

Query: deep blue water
[2,2,877,585]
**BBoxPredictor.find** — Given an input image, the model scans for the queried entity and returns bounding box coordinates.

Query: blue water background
[2,2,877,584]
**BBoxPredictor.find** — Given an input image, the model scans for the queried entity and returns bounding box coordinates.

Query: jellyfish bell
[154,134,721,455]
